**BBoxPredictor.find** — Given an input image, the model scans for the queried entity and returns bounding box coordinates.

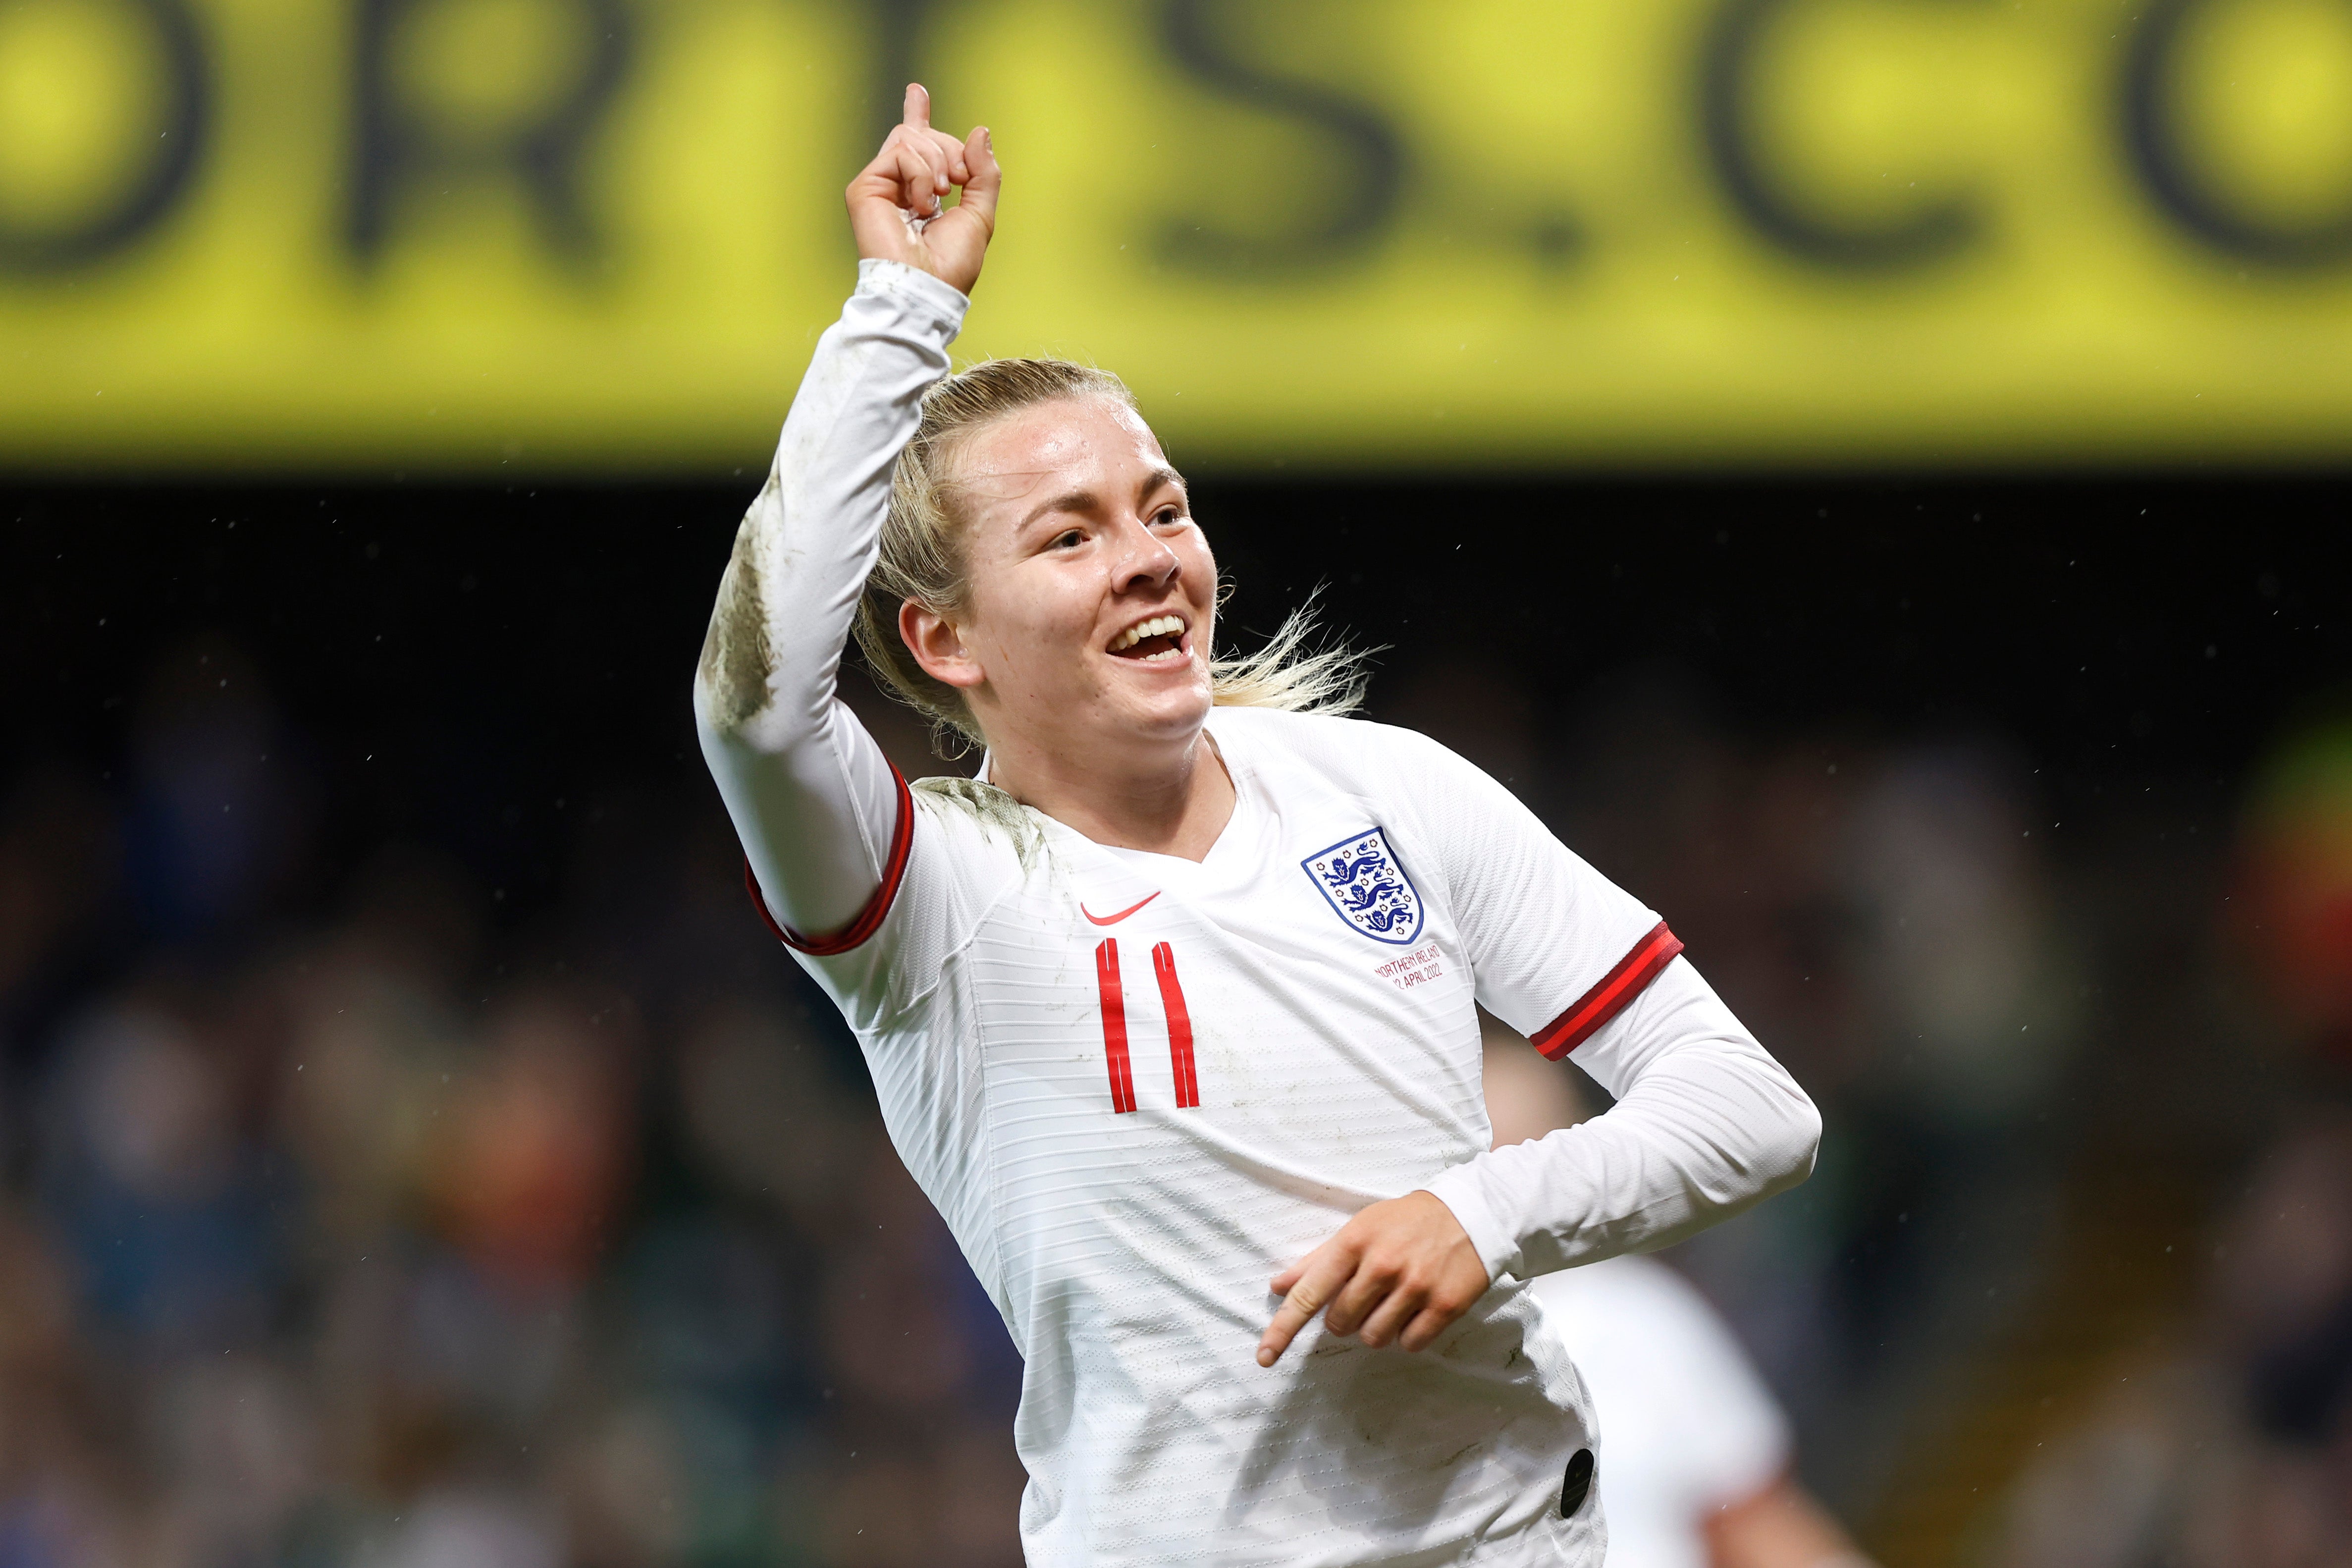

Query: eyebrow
[1017,466,1189,532]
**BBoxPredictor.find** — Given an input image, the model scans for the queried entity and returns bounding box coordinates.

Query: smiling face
[899,395,1218,771]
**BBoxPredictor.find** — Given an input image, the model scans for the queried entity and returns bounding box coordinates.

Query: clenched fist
[846,83,1001,298]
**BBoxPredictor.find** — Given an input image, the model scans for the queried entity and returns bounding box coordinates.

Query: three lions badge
[1302,828,1424,945]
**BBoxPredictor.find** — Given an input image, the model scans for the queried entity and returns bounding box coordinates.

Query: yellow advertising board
[5,0,2352,470]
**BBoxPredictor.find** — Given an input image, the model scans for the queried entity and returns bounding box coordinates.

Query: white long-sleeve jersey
[694,260,1822,1568]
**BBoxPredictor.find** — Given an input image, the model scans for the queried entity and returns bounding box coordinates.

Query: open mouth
[1108,613,1190,664]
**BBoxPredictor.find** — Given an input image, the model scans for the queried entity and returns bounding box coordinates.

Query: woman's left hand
[846,83,1000,297]
[1257,1191,1491,1366]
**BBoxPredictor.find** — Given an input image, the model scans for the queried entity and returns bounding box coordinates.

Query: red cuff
[1530,920,1684,1060]
[744,763,914,956]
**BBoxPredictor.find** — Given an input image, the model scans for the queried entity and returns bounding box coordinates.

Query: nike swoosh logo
[1080,892,1161,926]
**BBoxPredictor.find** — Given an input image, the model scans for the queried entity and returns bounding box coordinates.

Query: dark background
[5,481,2351,1568]
[15,479,2345,908]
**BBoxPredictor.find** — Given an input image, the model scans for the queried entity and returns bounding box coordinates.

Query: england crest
[1301,828,1424,945]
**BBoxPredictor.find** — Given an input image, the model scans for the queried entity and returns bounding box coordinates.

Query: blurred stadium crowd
[3,623,2350,1568]
[0,637,1028,1568]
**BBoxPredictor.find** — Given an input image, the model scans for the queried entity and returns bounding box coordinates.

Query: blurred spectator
[1845,743,2080,1129]
[0,682,1028,1568]
[0,764,119,1033]
[1996,1115,2352,1568]
[0,620,2287,1568]
[1533,660,2090,1522]
[429,983,636,1299]
[356,1489,563,1568]
[37,979,287,1358]
[0,1198,136,1568]
[2231,717,2352,1068]
[1485,1024,1876,1568]
[125,636,314,943]
[812,1131,1025,1568]
[676,996,858,1239]
[1990,716,2352,1564]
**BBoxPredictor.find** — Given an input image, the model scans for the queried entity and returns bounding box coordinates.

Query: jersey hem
[1530,921,1684,1060]
[745,761,915,956]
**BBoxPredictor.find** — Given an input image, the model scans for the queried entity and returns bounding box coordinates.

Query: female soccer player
[695,86,1821,1568]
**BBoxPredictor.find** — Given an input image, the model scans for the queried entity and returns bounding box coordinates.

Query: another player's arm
[1704,1476,1879,1568]
[694,87,999,942]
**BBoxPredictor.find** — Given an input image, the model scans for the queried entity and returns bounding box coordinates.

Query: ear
[900,598,986,691]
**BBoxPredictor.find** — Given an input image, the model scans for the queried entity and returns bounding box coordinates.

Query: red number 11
[1094,938,1199,1114]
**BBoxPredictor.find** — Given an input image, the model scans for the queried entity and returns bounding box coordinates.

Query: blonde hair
[851,358,1373,755]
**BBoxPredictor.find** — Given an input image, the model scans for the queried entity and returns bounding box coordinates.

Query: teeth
[1111,614,1186,652]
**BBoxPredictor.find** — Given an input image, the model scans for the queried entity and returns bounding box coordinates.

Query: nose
[1109,514,1181,595]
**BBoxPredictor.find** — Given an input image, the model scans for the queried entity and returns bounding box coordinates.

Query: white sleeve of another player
[1569,1260,1792,1514]
[1386,727,1821,1282]
[693,260,967,949]
[1649,1268,1794,1514]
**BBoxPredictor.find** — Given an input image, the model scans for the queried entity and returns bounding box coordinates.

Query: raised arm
[694,87,999,944]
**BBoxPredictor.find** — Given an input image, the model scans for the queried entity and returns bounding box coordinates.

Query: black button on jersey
[1559,1448,1595,1517]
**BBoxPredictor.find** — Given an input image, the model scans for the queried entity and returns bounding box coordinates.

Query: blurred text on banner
[6,0,2352,470]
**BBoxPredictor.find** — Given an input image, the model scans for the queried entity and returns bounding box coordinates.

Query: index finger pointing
[903,82,931,131]
[1257,1252,1352,1367]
